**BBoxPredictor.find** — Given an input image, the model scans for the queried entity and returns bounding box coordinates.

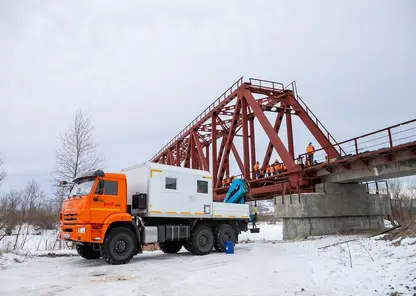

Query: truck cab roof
[74,169,126,181]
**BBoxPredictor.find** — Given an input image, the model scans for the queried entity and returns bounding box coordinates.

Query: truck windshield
[69,177,96,198]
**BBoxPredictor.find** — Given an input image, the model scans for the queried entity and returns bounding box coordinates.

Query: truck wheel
[75,244,101,259]
[100,227,136,265]
[159,241,183,254]
[188,225,214,255]
[214,224,236,252]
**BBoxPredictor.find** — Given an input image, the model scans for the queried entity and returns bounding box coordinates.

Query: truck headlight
[78,227,86,234]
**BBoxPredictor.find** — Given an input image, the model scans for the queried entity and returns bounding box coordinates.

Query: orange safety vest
[274,163,281,171]
[253,163,259,171]
[307,144,314,154]
[259,168,265,175]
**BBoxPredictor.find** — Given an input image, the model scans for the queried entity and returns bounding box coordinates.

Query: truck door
[90,178,122,223]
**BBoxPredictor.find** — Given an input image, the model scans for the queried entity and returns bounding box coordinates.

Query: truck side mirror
[96,179,104,195]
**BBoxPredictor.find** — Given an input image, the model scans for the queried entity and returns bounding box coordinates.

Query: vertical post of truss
[249,117,256,179]
[175,142,180,166]
[191,133,198,169]
[212,113,218,187]
[205,145,210,172]
[241,96,250,179]
[286,110,294,159]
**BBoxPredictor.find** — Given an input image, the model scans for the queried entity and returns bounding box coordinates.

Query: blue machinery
[223,179,260,233]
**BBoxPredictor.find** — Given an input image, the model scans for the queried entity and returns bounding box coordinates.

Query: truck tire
[213,224,236,252]
[75,244,101,259]
[100,227,136,265]
[187,225,214,255]
[159,242,183,254]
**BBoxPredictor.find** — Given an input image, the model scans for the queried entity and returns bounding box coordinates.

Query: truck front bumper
[59,224,104,244]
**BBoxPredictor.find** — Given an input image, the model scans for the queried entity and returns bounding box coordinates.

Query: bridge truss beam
[150,77,343,200]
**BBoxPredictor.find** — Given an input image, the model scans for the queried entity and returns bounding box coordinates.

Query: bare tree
[0,151,5,185]
[51,109,104,205]
[388,179,416,225]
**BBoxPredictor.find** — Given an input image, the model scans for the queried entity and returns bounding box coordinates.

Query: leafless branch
[51,109,105,203]
[0,151,5,185]
[387,179,416,225]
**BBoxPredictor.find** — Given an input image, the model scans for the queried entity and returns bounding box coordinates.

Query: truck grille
[63,214,77,221]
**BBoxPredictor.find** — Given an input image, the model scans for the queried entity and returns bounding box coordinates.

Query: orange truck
[59,162,250,265]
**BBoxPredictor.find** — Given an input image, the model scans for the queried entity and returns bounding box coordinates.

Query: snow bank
[0,225,70,255]
[239,222,283,242]
[1,225,414,296]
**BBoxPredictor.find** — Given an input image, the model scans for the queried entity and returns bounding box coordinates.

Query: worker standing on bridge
[274,161,281,174]
[259,167,265,178]
[253,161,260,179]
[306,142,315,166]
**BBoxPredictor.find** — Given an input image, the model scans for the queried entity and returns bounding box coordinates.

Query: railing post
[354,139,359,158]
[388,128,393,149]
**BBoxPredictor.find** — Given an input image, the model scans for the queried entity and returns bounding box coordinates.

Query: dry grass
[383,218,416,242]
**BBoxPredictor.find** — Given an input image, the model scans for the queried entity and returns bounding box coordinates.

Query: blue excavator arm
[223,179,250,204]
[223,178,260,233]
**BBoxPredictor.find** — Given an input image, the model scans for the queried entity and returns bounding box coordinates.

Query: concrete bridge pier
[275,183,391,240]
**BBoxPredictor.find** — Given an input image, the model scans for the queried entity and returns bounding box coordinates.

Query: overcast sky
[0,0,415,195]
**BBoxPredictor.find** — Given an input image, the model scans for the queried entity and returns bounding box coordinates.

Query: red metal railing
[298,119,416,165]
[150,77,244,161]
[218,119,416,185]
[248,78,284,92]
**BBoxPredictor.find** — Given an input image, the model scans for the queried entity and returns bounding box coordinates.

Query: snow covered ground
[0,222,415,296]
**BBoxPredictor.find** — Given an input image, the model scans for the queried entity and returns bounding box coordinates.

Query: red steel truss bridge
[150,77,416,201]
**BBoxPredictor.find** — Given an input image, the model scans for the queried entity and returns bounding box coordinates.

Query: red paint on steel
[243,89,297,172]
[262,109,284,169]
[149,77,416,201]
[249,117,256,180]
[286,105,295,159]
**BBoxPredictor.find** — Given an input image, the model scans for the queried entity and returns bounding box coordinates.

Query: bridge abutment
[275,183,391,240]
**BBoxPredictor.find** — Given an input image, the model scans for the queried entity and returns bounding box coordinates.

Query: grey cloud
[0,0,415,192]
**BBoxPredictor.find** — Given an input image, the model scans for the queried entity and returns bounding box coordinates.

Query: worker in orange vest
[306,142,315,166]
[273,161,280,175]
[259,167,265,178]
[253,161,260,179]
[223,176,231,187]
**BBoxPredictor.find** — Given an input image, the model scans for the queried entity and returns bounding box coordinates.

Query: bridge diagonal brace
[184,138,192,168]
[243,90,297,172]
[192,130,209,171]
[216,96,242,187]
[286,93,340,159]
[167,149,174,165]
[231,143,244,174]
[262,108,285,168]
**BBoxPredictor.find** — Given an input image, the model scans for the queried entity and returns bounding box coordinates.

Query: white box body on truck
[121,162,249,256]
[123,162,249,220]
